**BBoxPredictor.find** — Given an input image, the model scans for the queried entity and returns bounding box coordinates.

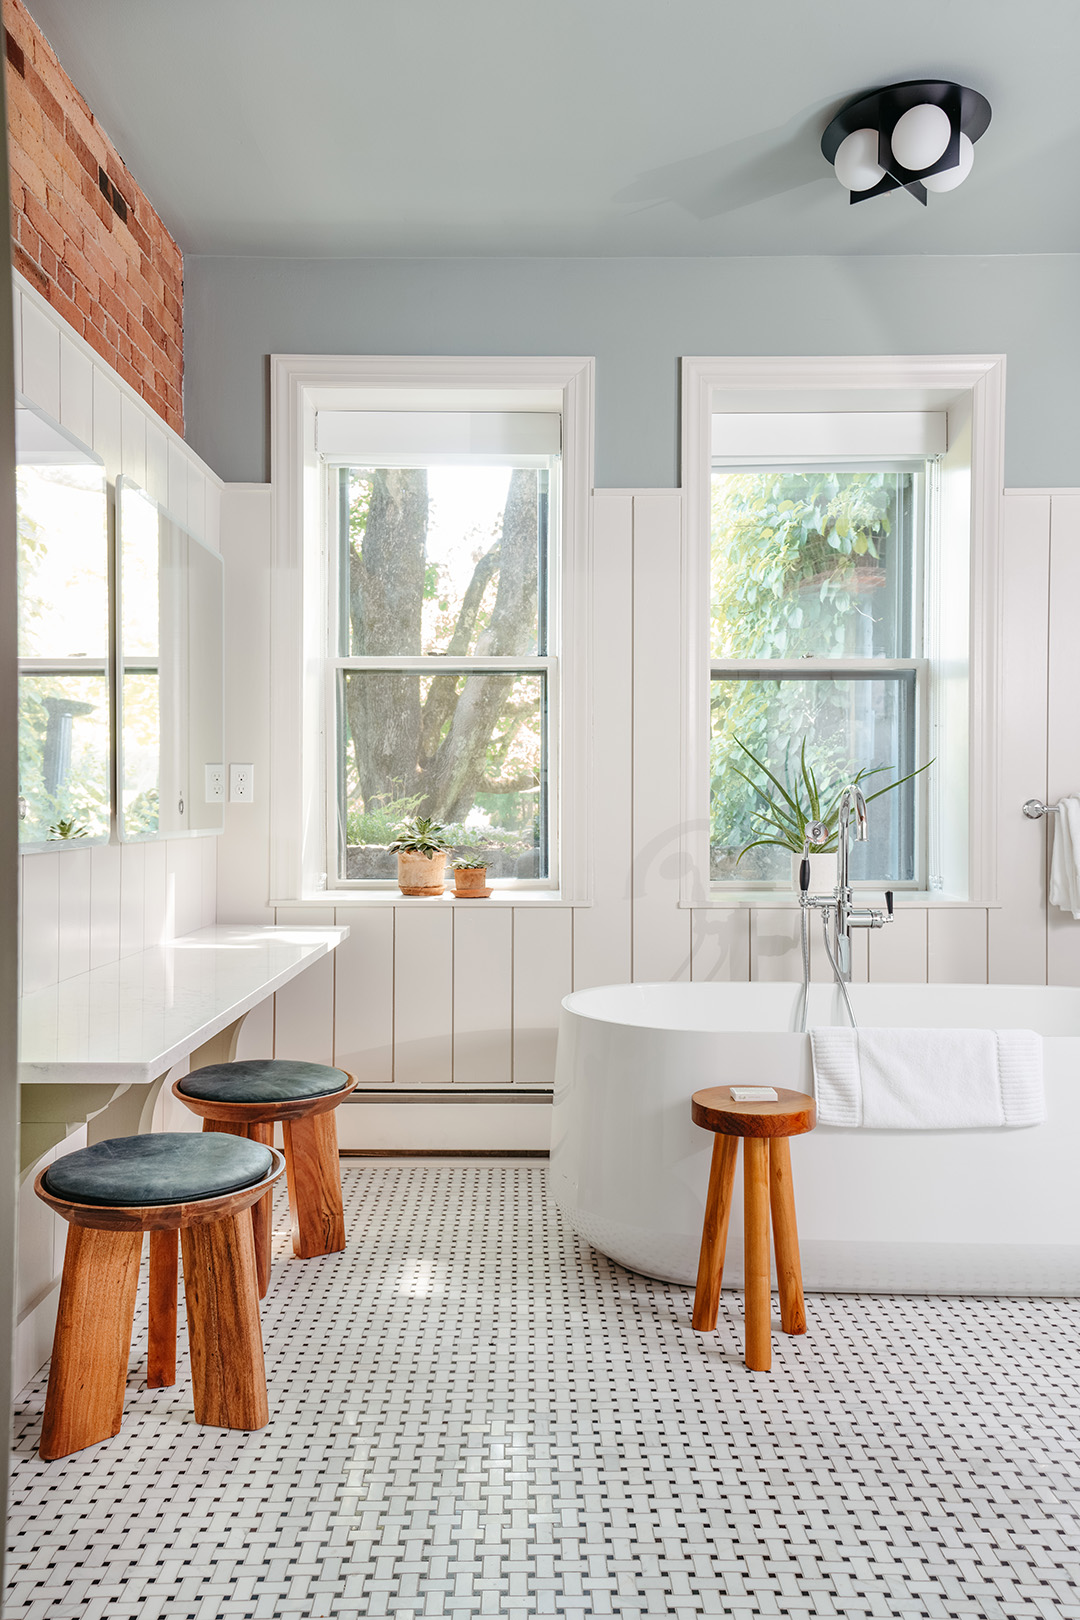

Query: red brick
[22,188,63,254]
[126,213,150,256]
[24,63,62,133]
[11,239,47,291]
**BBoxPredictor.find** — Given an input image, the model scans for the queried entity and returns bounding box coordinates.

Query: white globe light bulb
[923,132,975,192]
[834,128,884,193]
[890,103,952,172]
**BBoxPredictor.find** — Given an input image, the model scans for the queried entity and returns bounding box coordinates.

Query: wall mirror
[16,400,109,849]
[116,476,225,841]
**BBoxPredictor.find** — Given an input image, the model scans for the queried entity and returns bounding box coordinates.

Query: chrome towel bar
[1023,798,1062,819]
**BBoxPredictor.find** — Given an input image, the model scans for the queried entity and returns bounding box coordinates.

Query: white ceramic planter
[790,850,838,894]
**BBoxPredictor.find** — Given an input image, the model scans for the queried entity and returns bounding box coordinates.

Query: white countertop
[18,924,349,1085]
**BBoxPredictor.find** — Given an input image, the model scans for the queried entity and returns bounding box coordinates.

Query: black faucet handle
[884,890,894,917]
[799,857,811,894]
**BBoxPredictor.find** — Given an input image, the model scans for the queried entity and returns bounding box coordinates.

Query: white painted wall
[217,485,1080,1149]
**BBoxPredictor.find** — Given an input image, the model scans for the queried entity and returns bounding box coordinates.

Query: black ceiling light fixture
[821,80,991,205]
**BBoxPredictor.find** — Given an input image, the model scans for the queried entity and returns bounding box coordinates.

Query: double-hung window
[709,414,941,888]
[319,411,560,888]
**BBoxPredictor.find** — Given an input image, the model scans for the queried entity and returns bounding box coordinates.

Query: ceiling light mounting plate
[822,79,991,206]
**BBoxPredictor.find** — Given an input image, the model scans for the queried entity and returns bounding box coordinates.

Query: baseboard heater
[341,1089,553,1106]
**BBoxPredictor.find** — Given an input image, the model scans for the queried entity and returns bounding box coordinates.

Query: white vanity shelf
[18,923,349,1170]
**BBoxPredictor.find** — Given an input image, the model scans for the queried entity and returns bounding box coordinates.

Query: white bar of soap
[729,1086,778,1102]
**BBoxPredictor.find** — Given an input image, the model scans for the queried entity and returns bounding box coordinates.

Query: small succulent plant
[388,816,452,855]
[48,817,90,841]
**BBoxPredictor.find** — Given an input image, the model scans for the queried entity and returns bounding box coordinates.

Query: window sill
[689,892,999,911]
[272,890,585,909]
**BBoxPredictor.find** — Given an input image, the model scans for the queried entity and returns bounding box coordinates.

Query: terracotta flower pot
[396,850,447,896]
[453,866,491,898]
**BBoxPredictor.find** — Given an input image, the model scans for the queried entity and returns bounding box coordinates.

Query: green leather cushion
[42,1132,275,1207]
[178,1058,350,1105]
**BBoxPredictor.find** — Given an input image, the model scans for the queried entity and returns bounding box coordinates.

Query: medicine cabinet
[15,399,225,851]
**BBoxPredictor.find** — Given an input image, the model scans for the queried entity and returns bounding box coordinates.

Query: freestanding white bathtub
[550,982,1080,1295]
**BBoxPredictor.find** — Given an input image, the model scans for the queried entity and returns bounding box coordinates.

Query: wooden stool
[35,1131,285,1460]
[173,1059,358,1297]
[690,1086,816,1371]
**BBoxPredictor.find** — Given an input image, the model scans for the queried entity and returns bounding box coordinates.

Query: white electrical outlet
[229,763,254,803]
[205,764,225,803]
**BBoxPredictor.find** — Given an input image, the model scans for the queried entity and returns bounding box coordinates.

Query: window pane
[17,462,108,659]
[340,466,547,657]
[710,673,918,883]
[711,471,917,659]
[19,672,110,843]
[339,670,547,881]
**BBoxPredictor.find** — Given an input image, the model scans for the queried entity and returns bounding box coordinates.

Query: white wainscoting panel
[19,293,60,420]
[513,908,573,1085]
[119,841,147,960]
[20,852,59,995]
[691,909,750,982]
[142,840,168,948]
[393,907,453,1086]
[572,493,632,991]
[453,906,513,1086]
[632,493,692,983]
[58,335,93,448]
[868,908,928,982]
[991,495,1050,983]
[927,909,989,983]
[272,905,336,1065]
[332,906,394,1085]
[1046,495,1080,987]
[748,909,802,982]
[55,847,91,984]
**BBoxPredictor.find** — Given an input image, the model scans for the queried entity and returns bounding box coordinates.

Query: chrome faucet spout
[835,786,868,895]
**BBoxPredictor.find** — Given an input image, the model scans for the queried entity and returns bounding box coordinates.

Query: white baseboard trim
[337,1097,552,1153]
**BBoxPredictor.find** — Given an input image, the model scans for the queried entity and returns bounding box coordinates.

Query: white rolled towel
[810,1026,1045,1130]
[1049,796,1080,920]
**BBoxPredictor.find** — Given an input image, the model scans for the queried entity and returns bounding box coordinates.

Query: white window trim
[680,355,1006,908]
[269,354,595,905]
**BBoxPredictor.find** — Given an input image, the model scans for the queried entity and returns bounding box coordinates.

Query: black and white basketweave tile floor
[7,1159,1080,1620]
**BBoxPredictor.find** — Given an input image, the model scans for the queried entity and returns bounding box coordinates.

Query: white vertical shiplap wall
[13,273,223,995]
[218,474,1080,1144]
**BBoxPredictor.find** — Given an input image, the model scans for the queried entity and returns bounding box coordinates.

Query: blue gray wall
[183,253,1080,489]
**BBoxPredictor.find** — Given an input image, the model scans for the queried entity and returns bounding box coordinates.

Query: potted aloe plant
[733,737,932,890]
[388,816,452,896]
[452,859,491,899]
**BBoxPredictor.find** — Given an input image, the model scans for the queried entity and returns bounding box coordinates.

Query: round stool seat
[691,1086,816,1138]
[178,1058,350,1105]
[41,1131,275,1208]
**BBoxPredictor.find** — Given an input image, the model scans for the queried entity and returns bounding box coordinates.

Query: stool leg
[147,1228,178,1389]
[40,1224,142,1460]
[181,1212,269,1432]
[769,1137,807,1336]
[282,1108,345,1258]
[743,1138,772,1372]
[691,1135,738,1332]
[204,1118,274,1297]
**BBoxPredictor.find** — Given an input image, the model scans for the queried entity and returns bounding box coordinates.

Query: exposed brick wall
[3,0,182,432]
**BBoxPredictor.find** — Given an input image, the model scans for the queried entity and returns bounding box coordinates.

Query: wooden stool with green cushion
[35,1131,284,1460]
[173,1059,358,1296]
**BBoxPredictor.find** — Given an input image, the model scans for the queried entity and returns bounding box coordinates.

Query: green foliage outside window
[710,471,916,880]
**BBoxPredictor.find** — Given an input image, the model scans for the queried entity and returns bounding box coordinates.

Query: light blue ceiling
[21,0,1080,257]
